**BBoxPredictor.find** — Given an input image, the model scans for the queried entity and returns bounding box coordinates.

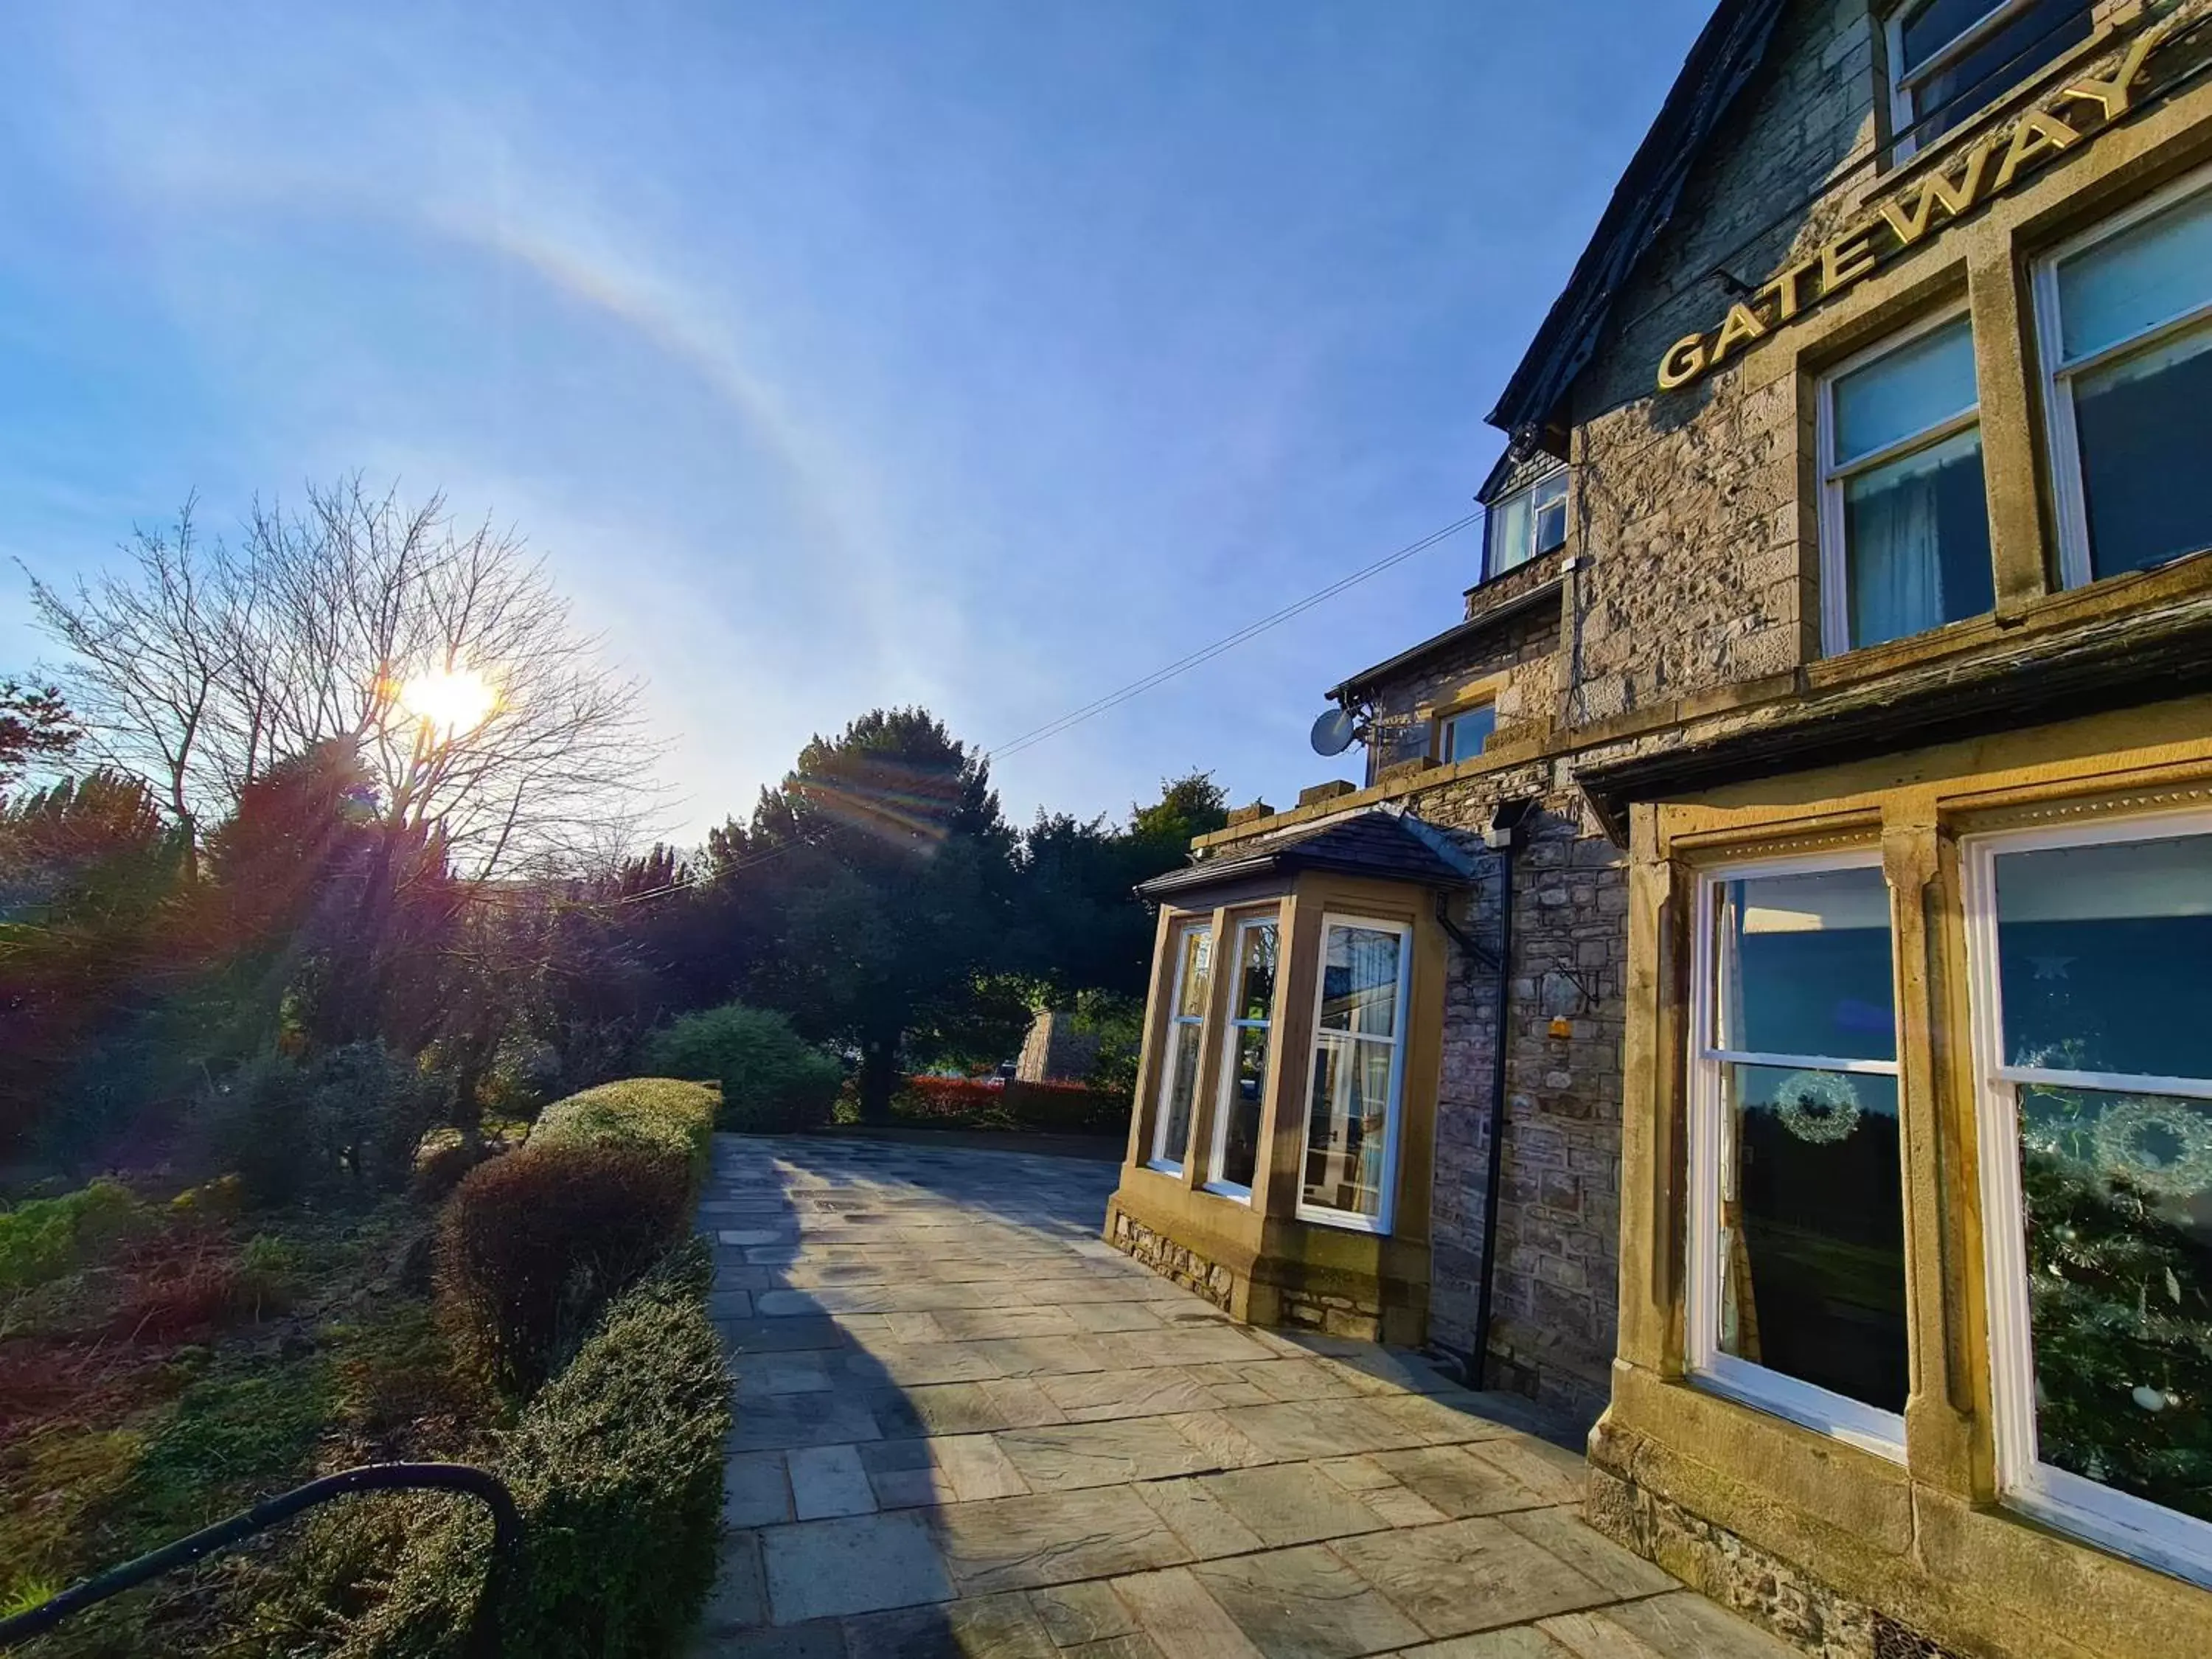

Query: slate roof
[1325,575,1565,705]
[1136,810,1472,900]
[1486,0,1788,445]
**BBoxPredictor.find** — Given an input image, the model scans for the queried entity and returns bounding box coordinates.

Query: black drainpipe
[1470,798,1537,1390]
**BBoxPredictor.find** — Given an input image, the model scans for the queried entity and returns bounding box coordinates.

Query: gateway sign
[1656,27,2166,393]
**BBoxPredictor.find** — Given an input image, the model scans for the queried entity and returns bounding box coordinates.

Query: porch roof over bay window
[1135,808,1475,902]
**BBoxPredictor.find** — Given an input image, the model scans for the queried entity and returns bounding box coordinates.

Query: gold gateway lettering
[1655,24,2166,394]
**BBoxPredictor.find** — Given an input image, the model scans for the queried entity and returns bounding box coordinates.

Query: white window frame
[1295,913,1413,1234]
[1962,804,2212,1587]
[1815,306,1983,657]
[1885,0,2084,164]
[1685,846,1909,1462]
[1149,918,1212,1174]
[2030,160,2212,592]
[1437,701,1498,766]
[1205,913,1280,1201]
[1483,466,1568,580]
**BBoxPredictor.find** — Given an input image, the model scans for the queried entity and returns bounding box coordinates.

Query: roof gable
[1486,0,1790,446]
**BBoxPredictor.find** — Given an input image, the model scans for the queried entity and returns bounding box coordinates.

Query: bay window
[1150,920,1213,1172]
[1298,917,1412,1230]
[1818,313,1995,653]
[1966,810,2212,1582]
[1687,853,1910,1456]
[1206,916,1279,1198]
[2034,167,2212,588]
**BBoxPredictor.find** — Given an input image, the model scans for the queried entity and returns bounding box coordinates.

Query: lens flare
[397,665,499,736]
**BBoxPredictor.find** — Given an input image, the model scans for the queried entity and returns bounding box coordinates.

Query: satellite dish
[1310,706,1358,757]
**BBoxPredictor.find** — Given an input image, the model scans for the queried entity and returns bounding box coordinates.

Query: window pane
[1303,1033,1392,1217]
[1217,1026,1267,1190]
[1833,319,1978,467]
[1175,926,1214,1018]
[1717,868,1896,1061]
[1994,832,2212,1080]
[1441,704,1497,765]
[1159,1023,1203,1165]
[2074,322,2212,580]
[2017,1084,2212,1521]
[1843,424,1993,647]
[2056,185,2212,366]
[1899,0,2010,70]
[1318,924,1404,1040]
[1233,922,1277,1022]
[1905,0,2090,147]
[1488,488,1533,576]
[1533,473,1568,554]
[1719,1063,1908,1413]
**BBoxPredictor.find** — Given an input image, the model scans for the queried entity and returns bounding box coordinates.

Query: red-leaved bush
[434,1144,689,1397]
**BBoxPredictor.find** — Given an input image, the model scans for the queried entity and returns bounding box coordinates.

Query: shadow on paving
[686,1134,1798,1659]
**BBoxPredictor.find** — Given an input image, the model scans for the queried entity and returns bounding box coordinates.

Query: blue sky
[0,1,1709,844]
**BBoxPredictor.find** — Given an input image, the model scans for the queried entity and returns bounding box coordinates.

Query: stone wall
[1107,1208,1234,1311]
[1352,758,1628,1428]
[1363,592,1562,779]
[1558,0,1880,727]
[1582,1459,1964,1659]
[1015,1009,1103,1084]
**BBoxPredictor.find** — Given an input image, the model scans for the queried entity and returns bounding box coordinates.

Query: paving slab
[690,1134,1789,1659]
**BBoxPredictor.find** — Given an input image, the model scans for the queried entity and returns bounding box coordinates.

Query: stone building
[1107,2,2212,1654]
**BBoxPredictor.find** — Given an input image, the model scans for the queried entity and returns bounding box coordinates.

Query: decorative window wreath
[2092,1096,2212,1200]
[1772,1070,1861,1145]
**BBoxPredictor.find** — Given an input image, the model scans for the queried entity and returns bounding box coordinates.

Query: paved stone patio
[692,1135,1794,1659]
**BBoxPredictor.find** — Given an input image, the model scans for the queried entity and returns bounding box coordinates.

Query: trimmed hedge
[527,1077,719,1197]
[639,1005,842,1133]
[898,1075,1132,1135]
[338,1248,730,1658]
[436,1146,692,1397]
[436,1078,717,1397]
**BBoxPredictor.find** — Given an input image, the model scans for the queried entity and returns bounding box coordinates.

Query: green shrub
[0,1178,142,1290]
[200,1042,440,1206]
[528,1077,718,1196]
[435,1144,691,1398]
[639,1005,841,1134]
[336,1251,730,1658]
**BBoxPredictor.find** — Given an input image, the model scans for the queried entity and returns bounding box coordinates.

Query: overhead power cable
[983,508,1485,764]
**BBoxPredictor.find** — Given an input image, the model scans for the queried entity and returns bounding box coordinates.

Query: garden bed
[0,1077,728,1658]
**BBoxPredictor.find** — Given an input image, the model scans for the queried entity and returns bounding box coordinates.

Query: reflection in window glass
[1991,828,2212,1526]
[1153,923,1211,1169]
[1715,867,1897,1063]
[1719,1064,1908,1412]
[1439,703,1498,765]
[1994,834,2212,1080]
[1703,862,1907,1419]
[2051,186,2212,581]
[1212,919,1277,1193]
[1302,922,1406,1221]
[1486,469,1568,578]
[1895,0,2090,150]
[1824,318,1992,650]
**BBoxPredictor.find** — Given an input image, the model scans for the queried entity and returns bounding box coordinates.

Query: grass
[0,1194,480,1658]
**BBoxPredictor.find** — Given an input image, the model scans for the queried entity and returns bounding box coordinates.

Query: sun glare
[397,665,499,736]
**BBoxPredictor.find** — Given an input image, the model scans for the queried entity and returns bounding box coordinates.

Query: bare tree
[25,478,661,880]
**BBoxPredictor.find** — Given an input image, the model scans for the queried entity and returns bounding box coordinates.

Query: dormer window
[1484,467,1568,580]
[1886,0,2092,159]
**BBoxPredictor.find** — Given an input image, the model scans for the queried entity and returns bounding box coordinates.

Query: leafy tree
[0,679,79,793]
[737,709,1019,1121]
[1013,771,1229,1002]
